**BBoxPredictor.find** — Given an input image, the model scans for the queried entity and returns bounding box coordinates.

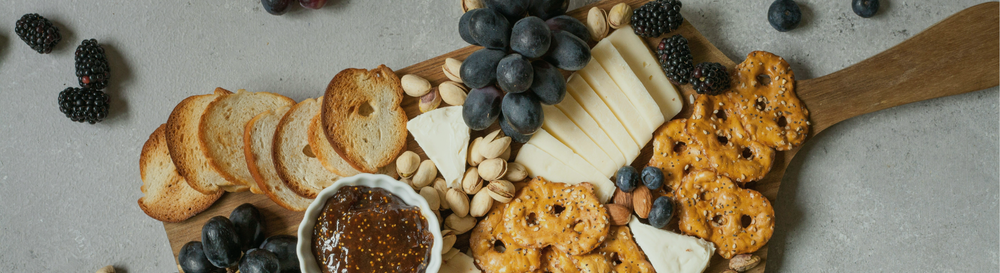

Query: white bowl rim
[296,173,443,273]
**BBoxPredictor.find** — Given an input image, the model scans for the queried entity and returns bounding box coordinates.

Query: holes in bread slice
[303,145,316,158]
[357,101,374,117]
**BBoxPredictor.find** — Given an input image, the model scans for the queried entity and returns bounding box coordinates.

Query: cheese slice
[553,95,626,168]
[577,58,654,147]
[629,218,715,273]
[527,129,615,202]
[540,105,618,177]
[591,40,666,131]
[514,143,590,184]
[566,74,640,165]
[405,106,469,189]
[607,26,684,120]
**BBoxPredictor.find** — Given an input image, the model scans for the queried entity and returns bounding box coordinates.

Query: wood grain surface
[163,1,999,272]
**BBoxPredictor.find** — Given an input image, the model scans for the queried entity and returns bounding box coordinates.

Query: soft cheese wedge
[406,106,469,188]
[566,74,641,164]
[591,40,665,131]
[577,58,654,147]
[552,94,627,168]
[514,143,590,184]
[629,217,715,273]
[607,26,684,120]
[540,105,618,177]
[526,129,615,202]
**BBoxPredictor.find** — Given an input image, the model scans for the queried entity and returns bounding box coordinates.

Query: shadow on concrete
[100,41,132,124]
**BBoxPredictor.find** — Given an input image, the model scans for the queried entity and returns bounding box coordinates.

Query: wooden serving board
[164,1,999,272]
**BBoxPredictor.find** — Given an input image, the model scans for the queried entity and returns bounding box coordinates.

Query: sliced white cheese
[514,143,590,183]
[565,74,640,165]
[440,250,481,273]
[553,95,626,168]
[591,40,666,132]
[526,129,615,203]
[577,58,654,147]
[607,26,684,120]
[629,217,715,273]
[405,106,469,189]
[540,105,618,177]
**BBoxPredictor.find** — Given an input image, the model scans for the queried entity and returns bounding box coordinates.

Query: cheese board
[162,0,999,272]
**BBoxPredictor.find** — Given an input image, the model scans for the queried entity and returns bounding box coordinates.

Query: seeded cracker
[728,51,810,151]
[673,171,775,259]
[502,177,610,255]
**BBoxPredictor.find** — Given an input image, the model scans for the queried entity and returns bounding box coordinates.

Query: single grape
[501,92,543,135]
[463,86,504,130]
[543,31,591,71]
[230,203,265,252]
[511,16,552,58]
[529,60,566,105]
[201,216,242,268]
[497,54,534,94]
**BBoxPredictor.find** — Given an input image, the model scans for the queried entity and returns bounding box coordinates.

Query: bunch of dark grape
[178,204,300,273]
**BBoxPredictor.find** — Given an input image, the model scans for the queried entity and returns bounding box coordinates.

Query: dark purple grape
[497,54,534,94]
[501,92,543,135]
[179,241,226,273]
[201,216,242,268]
[545,15,591,42]
[463,86,504,130]
[460,48,507,89]
[230,203,265,252]
[511,16,551,58]
[469,9,511,50]
[260,235,299,273]
[500,113,533,143]
[484,0,530,22]
[543,31,591,71]
[528,0,568,20]
[529,60,566,105]
[298,0,325,9]
[262,0,294,15]
[239,249,280,273]
[459,9,482,45]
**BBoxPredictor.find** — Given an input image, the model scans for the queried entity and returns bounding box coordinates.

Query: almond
[613,188,633,211]
[729,254,761,272]
[633,186,652,219]
[606,204,631,226]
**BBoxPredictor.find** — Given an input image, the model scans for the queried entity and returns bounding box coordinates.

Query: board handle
[799,2,999,134]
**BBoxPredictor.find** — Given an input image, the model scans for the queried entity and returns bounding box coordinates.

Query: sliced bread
[200,88,295,192]
[166,88,233,194]
[274,98,342,199]
[140,124,222,222]
[310,114,399,179]
[243,106,314,211]
[320,65,408,173]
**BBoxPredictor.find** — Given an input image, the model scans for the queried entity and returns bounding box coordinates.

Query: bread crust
[165,88,232,194]
[140,124,222,222]
[274,98,341,199]
[320,65,408,173]
[243,106,314,211]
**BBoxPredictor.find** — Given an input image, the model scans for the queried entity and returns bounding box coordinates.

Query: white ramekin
[296,173,442,273]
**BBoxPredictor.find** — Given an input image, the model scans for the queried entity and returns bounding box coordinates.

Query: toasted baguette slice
[310,114,399,179]
[243,106,314,211]
[274,98,343,199]
[166,88,233,194]
[321,65,408,173]
[140,124,222,222]
[200,89,295,192]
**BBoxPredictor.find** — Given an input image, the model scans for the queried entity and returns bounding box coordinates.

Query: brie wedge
[405,106,469,188]
[629,218,716,273]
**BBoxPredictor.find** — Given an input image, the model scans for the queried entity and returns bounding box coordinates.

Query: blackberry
[58,87,110,124]
[630,0,683,38]
[15,14,61,54]
[656,35,693,85]
[690,62,730,95]
[75,39,110,89]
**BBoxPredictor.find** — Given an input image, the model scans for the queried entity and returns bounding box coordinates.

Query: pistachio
[401,74,432,97]
[608,3,633,29]
[483,129,504,143]
[469,189,493,217]
[434,177,450,196]
[438,188,451,210]
[412,159,437,188]
[441,230,457,254]
[461,0,484,13]
[443,247,460,261]
[479,136,511,159]
[504,162,528,181]
[500,146,511,161]
[439,81,469,106]
[487,180,515,203]
[96,266,115,273]
[478,158,508,181]
[587,7,609,41]
[446,188,471,217]
[443,57,464,83]
[434,209,443,224]
[468,137,486,166]
[445,213,477,234]
[396,151,421,178]
[462,167,484,194]
[419,88,442,112]
[419,187,441,210]
[400,176,416,190]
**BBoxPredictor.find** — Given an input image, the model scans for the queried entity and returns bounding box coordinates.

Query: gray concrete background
[0,0,995,272]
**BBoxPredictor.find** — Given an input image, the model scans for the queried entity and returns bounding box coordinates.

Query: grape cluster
[179,204,300,273]
[459,0,592,141]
